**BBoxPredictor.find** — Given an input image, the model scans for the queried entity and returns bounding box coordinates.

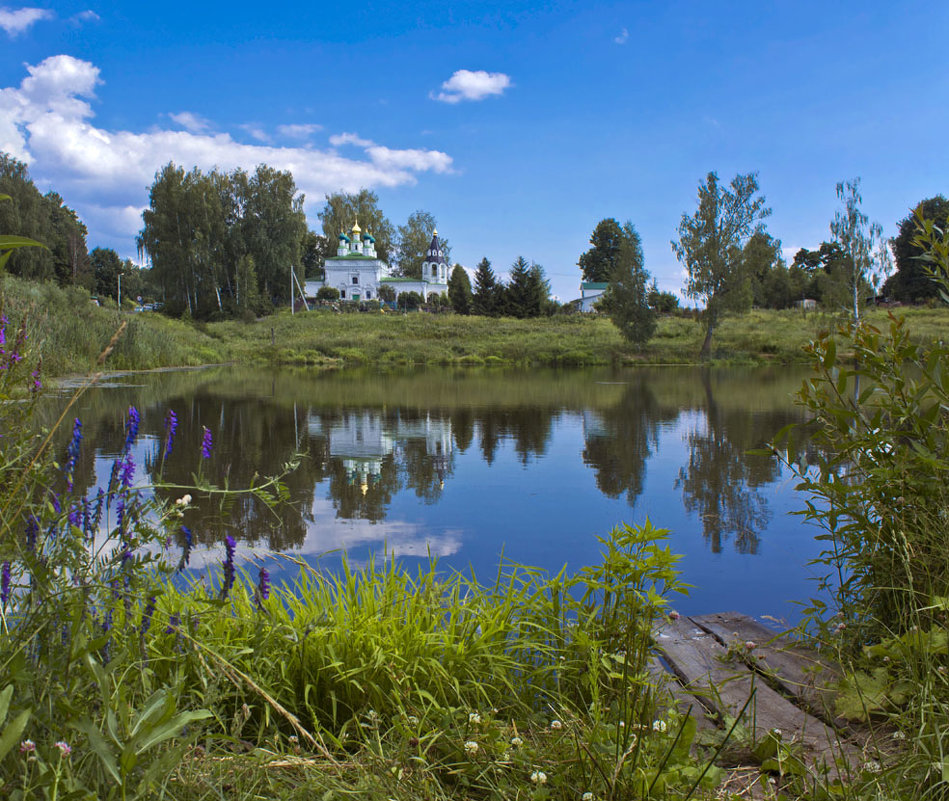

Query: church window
[365,291,371,299]
[340,289,346,299]
[432,265,437,277]
[352,275,359,284]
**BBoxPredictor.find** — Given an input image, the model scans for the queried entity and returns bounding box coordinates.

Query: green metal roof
[380,277,417,283]
[581,282,609,290]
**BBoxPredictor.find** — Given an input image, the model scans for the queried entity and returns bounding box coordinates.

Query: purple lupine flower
[257,567,270,607]
[201,426,213,459]
[82,497,92,538]
[163,409,178,457]
[165,613,181,635]
[177,526,193,570]
[220,534,236,600]
[68,503,81,527]
[30,363,41,393]
[64,419,82,490]
[1,562,10,606]
[50,492,61,515]
[106,459,119,501]
[8,319,26,365]
[124,406,140,450]
[115,499,126,535]
[92,488,105,530]
[118,451,135,489]
[140,596,156,637]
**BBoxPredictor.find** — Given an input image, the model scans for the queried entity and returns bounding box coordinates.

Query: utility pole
[117,271,122,308]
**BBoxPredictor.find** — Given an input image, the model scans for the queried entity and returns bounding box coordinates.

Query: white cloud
[329,131,374,147]
[432,69,512,104]
[277,123,322,139]
[0,55,454,253]
[72,10,99,23]
[614,27,629,45]
[0,6,53,36]
[169,111,212,133]
[238,122,271,142]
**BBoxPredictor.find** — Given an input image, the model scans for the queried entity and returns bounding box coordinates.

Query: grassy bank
[6,273,947,376]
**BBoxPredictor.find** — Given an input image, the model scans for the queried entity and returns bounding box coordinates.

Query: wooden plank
[645,656,717,733]
[655,617,859,774]
[689,612,842,725]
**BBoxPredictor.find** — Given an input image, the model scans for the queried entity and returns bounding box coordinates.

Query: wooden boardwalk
[651,612,873,787]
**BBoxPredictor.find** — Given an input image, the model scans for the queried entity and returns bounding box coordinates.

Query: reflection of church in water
[308,410,454,505]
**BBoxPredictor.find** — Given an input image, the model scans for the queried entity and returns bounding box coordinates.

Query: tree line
[1,149,945,336]
[585,170,946,355]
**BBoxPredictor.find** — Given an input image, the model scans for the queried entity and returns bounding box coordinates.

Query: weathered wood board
[645,656,717,733]
[654,616,860,775]
[690,611,843,726]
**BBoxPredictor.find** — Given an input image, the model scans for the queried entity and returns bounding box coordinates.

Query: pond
[55,366,826,624]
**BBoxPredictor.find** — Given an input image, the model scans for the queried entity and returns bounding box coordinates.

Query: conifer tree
[448,264,472,314]
[472,257,499,316]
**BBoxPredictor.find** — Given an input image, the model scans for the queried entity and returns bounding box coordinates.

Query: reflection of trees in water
[54,368,812,555]
[476,407,552,466]
[581,382,670,505]
[674,372,797,554]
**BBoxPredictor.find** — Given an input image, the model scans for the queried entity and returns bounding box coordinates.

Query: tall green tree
[742,231,783,308]
[240,164,307,305]
[830,178,886,322]
[448,264,472,314]
[884,195,949,303]
[504,256,548,318]
[605,222,655,346]
[578,218,628,283]
[139,162,305,318]
[672,171,771,358]
[301,229,329,278]
[395,210,450,279]
[90,247,123,300]
[472,257,500,316]
[318,189,395,264]
[0,154,88,286]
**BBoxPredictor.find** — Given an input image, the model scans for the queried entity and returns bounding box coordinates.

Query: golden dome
[351,217,361,236]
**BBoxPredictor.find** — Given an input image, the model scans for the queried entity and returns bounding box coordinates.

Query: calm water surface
[56,366,825,623]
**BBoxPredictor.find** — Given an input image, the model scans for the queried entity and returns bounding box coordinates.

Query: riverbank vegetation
[4,271,949,378]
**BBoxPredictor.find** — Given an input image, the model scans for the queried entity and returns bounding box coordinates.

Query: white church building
[305,220,450,303]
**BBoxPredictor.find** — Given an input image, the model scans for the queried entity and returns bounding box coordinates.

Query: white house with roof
[577,281,609,312]
[304,220,449,303]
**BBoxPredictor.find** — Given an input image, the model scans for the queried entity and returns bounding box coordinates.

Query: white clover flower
[530,770,548,785]
[582,793,595,801]
[771,728,782,738]
[407,715,419,725]
[469,712,482,724]
[744,640,756,651]
[464,740,479,755]
[550,719,563,730]
[175,494,192,506]
[511,736,523,748]
[652,719,667,733]
[891,730,906,740]
[863,760,882,774]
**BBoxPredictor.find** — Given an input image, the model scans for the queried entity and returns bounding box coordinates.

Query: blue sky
[1,1,946,301]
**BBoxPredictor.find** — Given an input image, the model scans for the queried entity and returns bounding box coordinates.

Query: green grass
[3,273,948,377]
